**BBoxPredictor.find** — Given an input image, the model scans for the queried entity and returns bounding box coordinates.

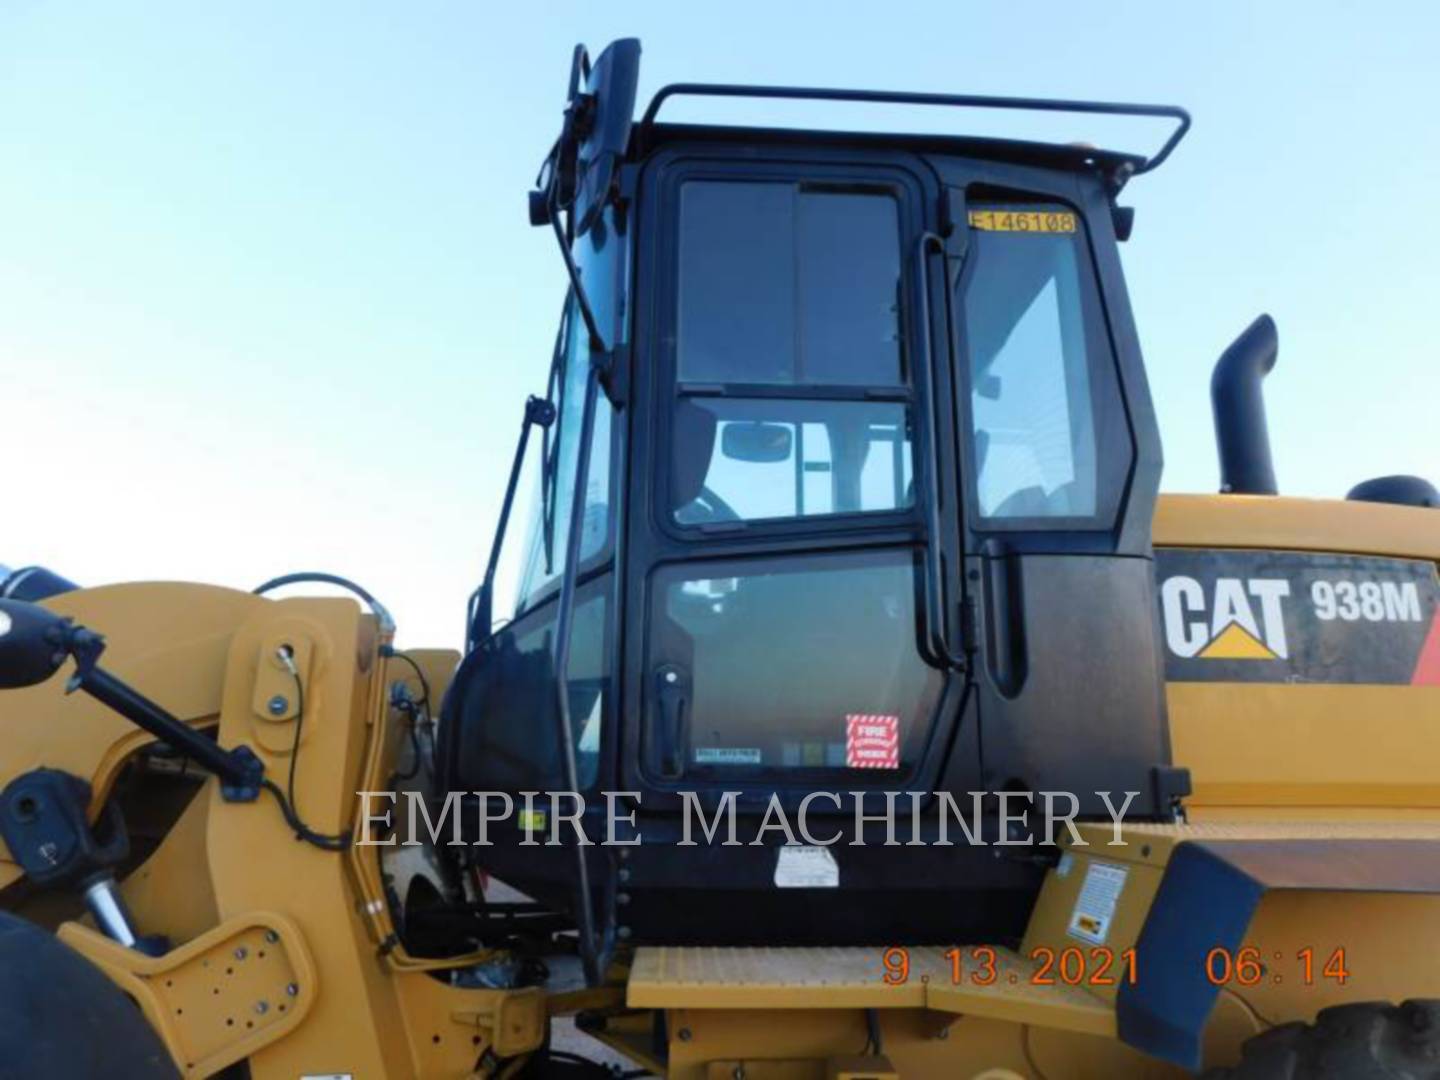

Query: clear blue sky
[4,1,1436,647]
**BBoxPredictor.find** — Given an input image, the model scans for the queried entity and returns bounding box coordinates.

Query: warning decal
[1156,549,1439,684]
[846,714,900,770]
[1068,861,1128,946]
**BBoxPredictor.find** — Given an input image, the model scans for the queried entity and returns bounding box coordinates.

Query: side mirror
[574,38,641,236]
[528,39,641,234]
[722,422,793,463]
[0,599,73,690]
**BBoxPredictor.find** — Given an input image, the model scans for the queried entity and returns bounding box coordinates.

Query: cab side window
[960,206,1132,525]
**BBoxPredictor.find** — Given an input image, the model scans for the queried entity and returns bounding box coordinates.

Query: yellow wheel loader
[2,38,1438,1080]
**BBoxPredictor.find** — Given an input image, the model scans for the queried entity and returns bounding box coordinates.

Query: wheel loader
[2,37,1438,1080]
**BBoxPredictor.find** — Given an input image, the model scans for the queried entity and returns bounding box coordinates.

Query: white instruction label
[774,845,839,888]
[1067,861,1127,945]
[694,747,762,765]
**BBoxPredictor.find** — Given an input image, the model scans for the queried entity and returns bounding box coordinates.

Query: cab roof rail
[641,83,1191,183]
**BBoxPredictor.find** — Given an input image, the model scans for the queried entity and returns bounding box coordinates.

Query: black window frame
[653,157,932,546]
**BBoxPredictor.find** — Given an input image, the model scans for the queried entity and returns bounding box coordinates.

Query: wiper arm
[466,393,557,651]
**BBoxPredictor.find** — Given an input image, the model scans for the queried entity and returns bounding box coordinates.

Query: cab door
[926,158,1175,816]
[623,146,967,810]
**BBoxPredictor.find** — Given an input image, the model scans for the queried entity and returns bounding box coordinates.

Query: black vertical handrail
[914,230,968,671]
[550,360,613,985]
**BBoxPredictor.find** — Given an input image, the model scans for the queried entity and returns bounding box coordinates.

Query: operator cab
[440,40,1189,977]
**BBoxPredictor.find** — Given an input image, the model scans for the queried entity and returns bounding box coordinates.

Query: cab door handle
[981,540,1027,696]
[654,664,691,778]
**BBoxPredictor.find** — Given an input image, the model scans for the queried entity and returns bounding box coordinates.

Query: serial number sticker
[694,747,762,766]
[774,844,839,888]
[1068,861,1128,945]
[969,209,1078,234]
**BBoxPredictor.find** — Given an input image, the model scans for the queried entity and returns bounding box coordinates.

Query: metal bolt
[254,1001,269,1015]
[664,670,678,684]
[266,695,288,716]
[617,867,631,883]
[234,947,248,960]
[617,926,632,940]
[285,983,299,997]
[676,1027,692,1043]
[264,930,280,944]
[617,892,631,906]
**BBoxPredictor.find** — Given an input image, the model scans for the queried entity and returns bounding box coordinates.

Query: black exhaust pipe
[1210,314,1279,495]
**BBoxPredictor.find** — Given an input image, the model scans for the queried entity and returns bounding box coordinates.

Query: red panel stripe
[1412,610,1440,686]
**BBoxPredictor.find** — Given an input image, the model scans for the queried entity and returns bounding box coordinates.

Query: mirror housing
[0,599,74,690]
[722,422,793,463]
[574,38,641,236]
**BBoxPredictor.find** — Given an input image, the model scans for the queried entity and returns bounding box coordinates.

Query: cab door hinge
[959,593,980,658]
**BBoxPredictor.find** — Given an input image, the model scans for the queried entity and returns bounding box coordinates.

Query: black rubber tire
[1205,1000,1440,1079]
[0,911,178,1079]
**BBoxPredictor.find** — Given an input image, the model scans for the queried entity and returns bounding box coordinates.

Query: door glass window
[677,182,903,386]
[673,399,913,524]
[647,550,940,777]
[671,178,914,528]
[960,205,1131,523]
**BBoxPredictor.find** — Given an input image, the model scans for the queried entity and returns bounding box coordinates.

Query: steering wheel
[992,481,1081,519]
[678,485,742,525]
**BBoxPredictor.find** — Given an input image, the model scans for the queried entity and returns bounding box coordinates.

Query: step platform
[627,945,1114,1036]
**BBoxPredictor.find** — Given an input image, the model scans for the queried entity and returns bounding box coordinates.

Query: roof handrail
[641,83,1191,178]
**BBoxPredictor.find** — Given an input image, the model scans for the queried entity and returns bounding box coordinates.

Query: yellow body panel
[1156,493,1440,819]
[1154,492,1440,560]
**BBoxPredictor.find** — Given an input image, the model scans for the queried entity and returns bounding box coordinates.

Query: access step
[627,945,1114,1036]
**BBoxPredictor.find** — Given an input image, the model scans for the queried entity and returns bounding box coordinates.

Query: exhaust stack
[1211,314,1279,495]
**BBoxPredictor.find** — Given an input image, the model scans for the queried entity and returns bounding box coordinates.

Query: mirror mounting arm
[0,600,265,800]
